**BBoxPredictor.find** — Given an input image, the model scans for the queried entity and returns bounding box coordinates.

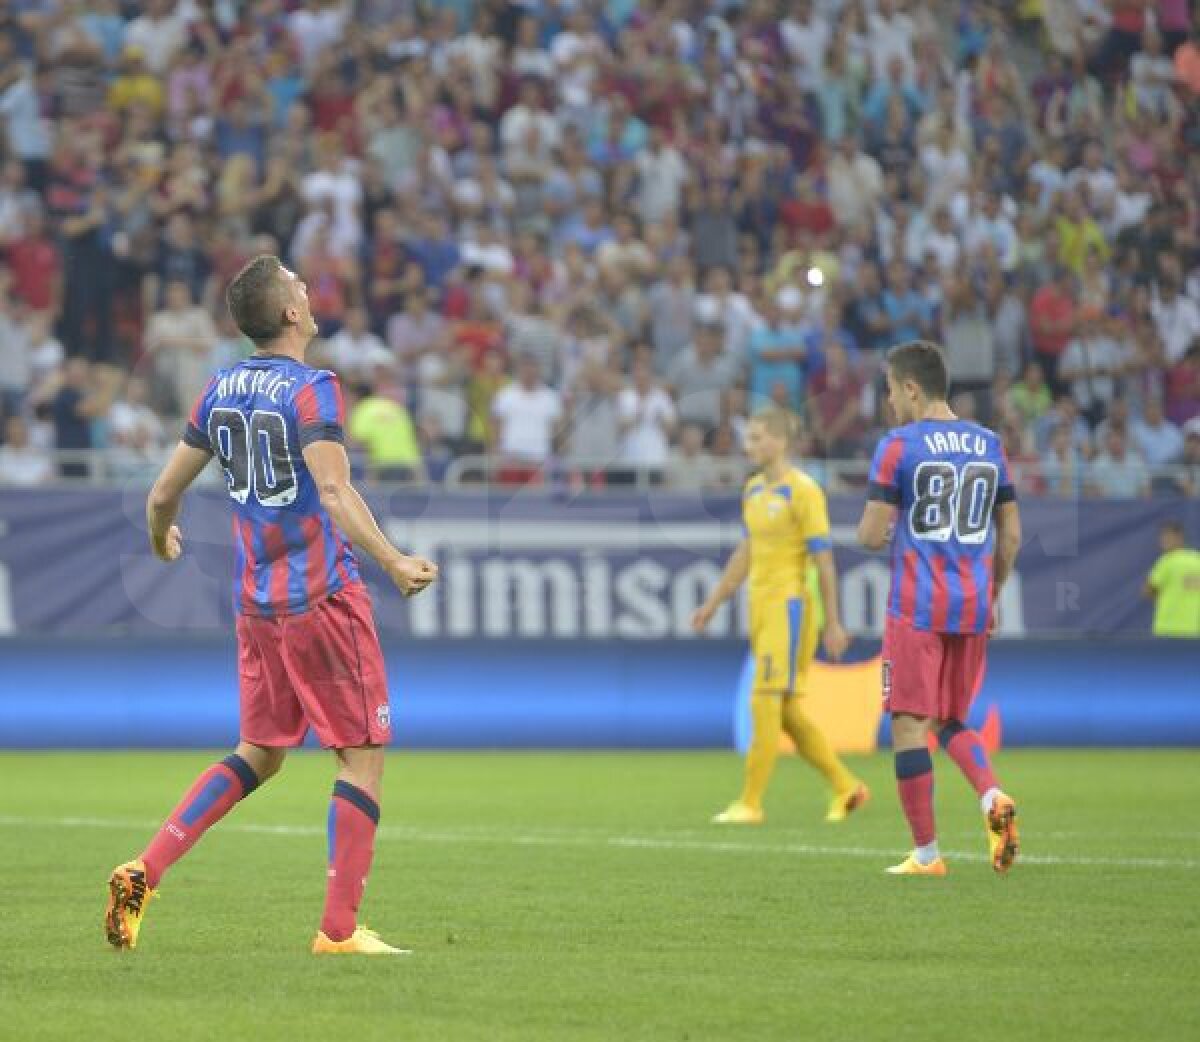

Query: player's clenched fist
[821,620,849,661]
[388,554,439,597]
[153,524,184,562]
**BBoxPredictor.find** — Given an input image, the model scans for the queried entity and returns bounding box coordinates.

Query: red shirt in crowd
[6,234,61,311]
[1029,284,1076,357]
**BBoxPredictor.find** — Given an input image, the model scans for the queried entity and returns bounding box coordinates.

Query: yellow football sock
[783,698,856,795]
[740,692,784,811]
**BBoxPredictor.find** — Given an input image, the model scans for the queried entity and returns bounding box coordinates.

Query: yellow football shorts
[750,594,819,696]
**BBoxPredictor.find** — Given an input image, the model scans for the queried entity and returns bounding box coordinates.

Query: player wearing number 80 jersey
[858,341,1023,879]
[184,361,360,616]
[867,397,1013,635]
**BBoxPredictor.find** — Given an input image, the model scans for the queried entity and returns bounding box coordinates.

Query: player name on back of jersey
[922,429,989,457]
[215,368,296,404]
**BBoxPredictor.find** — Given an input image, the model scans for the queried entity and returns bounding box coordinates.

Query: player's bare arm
[812,549,848,661]
[146,442,216,562]
[992,500,1022,592]
[856,501,895,551]
[691,538,749,631]
[989,500,1022,634]
[302,439,438,597]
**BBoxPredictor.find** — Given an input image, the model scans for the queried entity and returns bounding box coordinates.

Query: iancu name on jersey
[922,429,989,457]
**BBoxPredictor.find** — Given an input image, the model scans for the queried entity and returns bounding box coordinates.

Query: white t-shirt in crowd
[0,445,52,486]
[288,4,348,68]
[492,383,562,461]
[617,386,675,466]
[1152,293,1200,365]
[327,330,393,382]
[125,13,187,75]
[634,147,689,224]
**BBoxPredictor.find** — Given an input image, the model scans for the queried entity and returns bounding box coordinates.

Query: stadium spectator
[748,288,808,413]
[563,339,622,475]
[667,316,739,436]
[1086,426,1148,498]
[808,339,867,459]
[0,291,31,419]
[1030,268,1078,394]
[491,353,562,472]
[326,307,392,385]
[35,359,122,478]
[5,205,61,314]
[941,270,998,419]
[1060,308,1129,426]
[347,382,424,484]
[667,423,720,491]
[1007,360,1054,429]
[1177,427,1200,496]
[0,47,52,193]
[0,413,51,486]
[1131,396,1185,468]
[0,0,1193,495]
[1165,343,1200,427]
[1175,22,1200,95]
[647,255,696,373]
[1152,278,1200,366]
[23,309,64,389]
[107,374,166,477]
[144,279,219,417]
[0,161,41,247]
[124,0,186,77]
[617,355,675,471]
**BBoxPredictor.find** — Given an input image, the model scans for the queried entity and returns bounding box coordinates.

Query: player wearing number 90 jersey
[184,360,360,616]
[858,341,1022,879]
[104,256,438,958]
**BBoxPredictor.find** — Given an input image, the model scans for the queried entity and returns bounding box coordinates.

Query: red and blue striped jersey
[183,354,360,617]
[867,419,1016,634]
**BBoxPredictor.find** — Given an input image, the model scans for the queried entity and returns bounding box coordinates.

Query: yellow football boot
[826,781,871,823]
[710,801,765,825]
[312,925,411,955]
[986,793,1020,874]
[105,859,156,950]
[885,853,948,876]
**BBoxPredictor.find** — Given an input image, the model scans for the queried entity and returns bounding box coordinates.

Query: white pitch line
[0,814,1195,871]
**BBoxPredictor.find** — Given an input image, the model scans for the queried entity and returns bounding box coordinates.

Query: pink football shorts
[881,612,989,723]
[235,581,392,748]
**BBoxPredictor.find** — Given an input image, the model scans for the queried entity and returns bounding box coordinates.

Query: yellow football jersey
[743,467,832,604]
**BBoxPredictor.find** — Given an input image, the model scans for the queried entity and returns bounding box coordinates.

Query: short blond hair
[750,407,801,443]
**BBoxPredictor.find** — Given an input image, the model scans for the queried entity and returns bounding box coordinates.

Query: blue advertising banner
[0,487,1196,638]
[0,637,1196,748]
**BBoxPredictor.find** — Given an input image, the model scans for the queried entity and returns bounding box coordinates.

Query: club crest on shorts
[376,704,391,731]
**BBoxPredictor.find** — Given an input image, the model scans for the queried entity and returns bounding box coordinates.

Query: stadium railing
[1,450,1195,498]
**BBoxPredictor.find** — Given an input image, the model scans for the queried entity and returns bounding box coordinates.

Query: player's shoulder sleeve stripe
[868,430,905,501]
[743,475,765,498]
[181,374,219,452]
[994,437,1017,503]
[188,373,219,425]
[182,422,212,452]
[296,369,346,447]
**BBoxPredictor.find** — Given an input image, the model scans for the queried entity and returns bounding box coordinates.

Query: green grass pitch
[1,749,1197,1042]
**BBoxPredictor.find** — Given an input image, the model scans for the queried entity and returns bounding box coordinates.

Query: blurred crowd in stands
[0,0,1198,495]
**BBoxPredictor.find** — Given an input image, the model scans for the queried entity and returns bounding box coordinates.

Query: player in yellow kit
[692,409,869,825]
